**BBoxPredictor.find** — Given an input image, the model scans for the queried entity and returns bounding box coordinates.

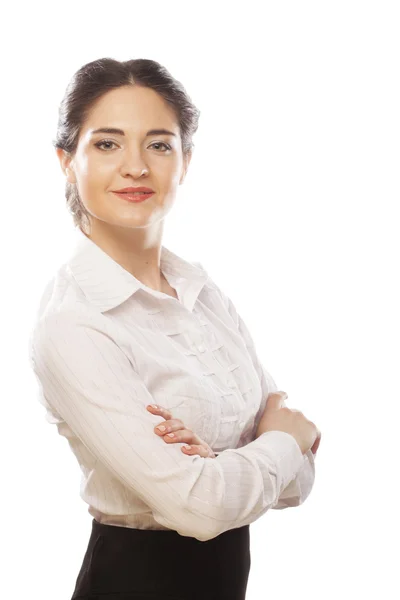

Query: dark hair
[53,58,201,232]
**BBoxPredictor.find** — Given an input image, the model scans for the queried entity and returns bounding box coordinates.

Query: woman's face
[58,85,191,231]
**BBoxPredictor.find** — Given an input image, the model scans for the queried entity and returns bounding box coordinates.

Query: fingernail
[149,405,158,409]
[183,445,191,450]
[157,425,166,432]
[167,433,175,438]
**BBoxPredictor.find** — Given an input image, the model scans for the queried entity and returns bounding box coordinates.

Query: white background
[1,1,399,598]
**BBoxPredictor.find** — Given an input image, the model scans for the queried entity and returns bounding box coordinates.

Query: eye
[94,139,117,151]
[149,142,172,152]
[94,140,172,152]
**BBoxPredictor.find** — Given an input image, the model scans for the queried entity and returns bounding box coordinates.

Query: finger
[266,391,288,410]
[268,391,288,399]
[181,444,208,457]
[163,429,200,445]
[154,418,186,436]
[147,404,173,420]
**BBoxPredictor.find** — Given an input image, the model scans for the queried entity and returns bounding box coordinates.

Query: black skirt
[70,517,251,600]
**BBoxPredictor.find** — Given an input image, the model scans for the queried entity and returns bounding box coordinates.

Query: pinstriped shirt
[28,225,315,542]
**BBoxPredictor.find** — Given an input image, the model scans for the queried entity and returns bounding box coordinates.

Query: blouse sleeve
[29,308,307,541]
[217,285,316,509]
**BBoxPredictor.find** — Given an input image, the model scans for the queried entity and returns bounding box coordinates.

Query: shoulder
[32,262,95,323]
[30,269,109,359]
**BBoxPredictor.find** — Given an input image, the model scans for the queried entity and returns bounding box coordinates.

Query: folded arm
[29,309,307,541]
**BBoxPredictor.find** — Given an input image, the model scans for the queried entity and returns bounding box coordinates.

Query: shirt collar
[66,225,209,313]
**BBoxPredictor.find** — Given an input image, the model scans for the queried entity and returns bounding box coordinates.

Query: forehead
[82,85,179,133]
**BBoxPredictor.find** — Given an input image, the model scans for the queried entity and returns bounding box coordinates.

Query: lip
[112,191,154,203]
[113,186,154,193]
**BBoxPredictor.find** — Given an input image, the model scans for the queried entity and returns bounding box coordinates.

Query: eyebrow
[90,127,177,137]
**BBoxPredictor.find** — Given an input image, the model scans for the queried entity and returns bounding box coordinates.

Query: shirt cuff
[249,430,305,490]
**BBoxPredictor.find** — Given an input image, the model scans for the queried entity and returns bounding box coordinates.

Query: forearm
[180,429,305,539]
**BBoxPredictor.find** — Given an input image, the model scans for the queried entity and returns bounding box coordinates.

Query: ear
[179,149,192,185]
[56,148,77,184]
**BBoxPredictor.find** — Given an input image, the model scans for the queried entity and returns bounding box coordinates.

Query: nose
[120,147,149,178]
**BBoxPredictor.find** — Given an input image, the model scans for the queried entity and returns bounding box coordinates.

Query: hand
[256,391,321,456]
[280,393,321,456]
[147,404,216,458]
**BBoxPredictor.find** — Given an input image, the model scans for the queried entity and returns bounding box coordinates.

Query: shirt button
[239,421,245,429]
[198,344,206,353]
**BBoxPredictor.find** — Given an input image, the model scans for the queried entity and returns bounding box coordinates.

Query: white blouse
[28,225,315,542]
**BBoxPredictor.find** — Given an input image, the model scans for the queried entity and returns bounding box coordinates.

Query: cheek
[158,161,182,188]
[80,156,115,189]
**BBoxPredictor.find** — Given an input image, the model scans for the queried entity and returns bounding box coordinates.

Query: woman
[28,57,320,600]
